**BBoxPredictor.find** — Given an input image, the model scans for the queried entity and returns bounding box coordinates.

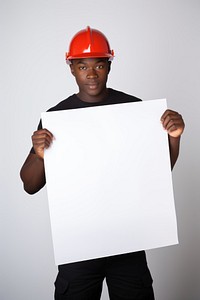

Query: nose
[86,67,98,79]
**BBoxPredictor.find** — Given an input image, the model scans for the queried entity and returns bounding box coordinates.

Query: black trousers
[54,251,154,300]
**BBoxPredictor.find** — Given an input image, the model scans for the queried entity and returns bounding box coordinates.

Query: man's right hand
[32,129,54,159]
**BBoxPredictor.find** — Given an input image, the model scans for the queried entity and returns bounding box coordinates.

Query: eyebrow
[76,60,86,64]
[96,59,106,63]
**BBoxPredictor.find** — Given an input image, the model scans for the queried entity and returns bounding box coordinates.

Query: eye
[95,65,104,69]
[79,66,87,70]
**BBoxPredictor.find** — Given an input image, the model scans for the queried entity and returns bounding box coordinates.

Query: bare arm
[20,153,46,194]
[160,109,185,169]
[20,129,53,194]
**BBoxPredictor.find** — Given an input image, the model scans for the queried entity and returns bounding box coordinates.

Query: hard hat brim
[66,51,114,61]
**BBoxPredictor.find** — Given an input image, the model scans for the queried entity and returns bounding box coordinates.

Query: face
[70,58,111,103]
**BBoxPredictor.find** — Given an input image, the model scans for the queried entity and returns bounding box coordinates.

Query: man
[20,26,185,299]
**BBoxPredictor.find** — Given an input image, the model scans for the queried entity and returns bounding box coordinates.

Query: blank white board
[42,99,178,265]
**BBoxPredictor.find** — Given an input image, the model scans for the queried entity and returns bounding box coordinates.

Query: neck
[77,88,109,103]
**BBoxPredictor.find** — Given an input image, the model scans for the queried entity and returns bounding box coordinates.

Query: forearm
[168,135,181,170]
[20,153,46,194]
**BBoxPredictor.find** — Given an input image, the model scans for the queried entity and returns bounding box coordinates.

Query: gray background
[1,0,199,299]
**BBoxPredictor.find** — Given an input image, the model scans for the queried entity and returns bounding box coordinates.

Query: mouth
[86,82,99,90]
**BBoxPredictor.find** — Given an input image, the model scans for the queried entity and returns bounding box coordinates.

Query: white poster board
[42,99,178,265]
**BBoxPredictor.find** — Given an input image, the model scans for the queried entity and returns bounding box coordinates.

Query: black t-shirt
[47,88,141,112]
[31,88,141,153]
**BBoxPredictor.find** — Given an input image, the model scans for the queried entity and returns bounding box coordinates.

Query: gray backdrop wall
[1,0,199,299]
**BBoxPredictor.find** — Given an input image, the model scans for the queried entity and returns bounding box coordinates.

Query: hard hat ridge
[66,26,114,63]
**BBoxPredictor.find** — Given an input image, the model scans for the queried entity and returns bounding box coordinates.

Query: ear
[108,61,111,74]
[69,63,75,76]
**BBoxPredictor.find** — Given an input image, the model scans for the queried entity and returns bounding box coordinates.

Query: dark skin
[20,58,185,194]
[70,58,111,102]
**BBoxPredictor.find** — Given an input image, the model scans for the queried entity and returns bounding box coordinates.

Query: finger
[160,109,177,121]
[32,134,53,147]
[161,111,183,129]
[32,138,52,149]
[32,129,53,144]
[32,130,54,154]
[32,128,54,139]
[162,115,182,129]
[163,118,185,139]
[165,120,180,133]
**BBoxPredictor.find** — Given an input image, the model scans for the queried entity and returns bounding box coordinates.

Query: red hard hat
[66,26,114,63]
